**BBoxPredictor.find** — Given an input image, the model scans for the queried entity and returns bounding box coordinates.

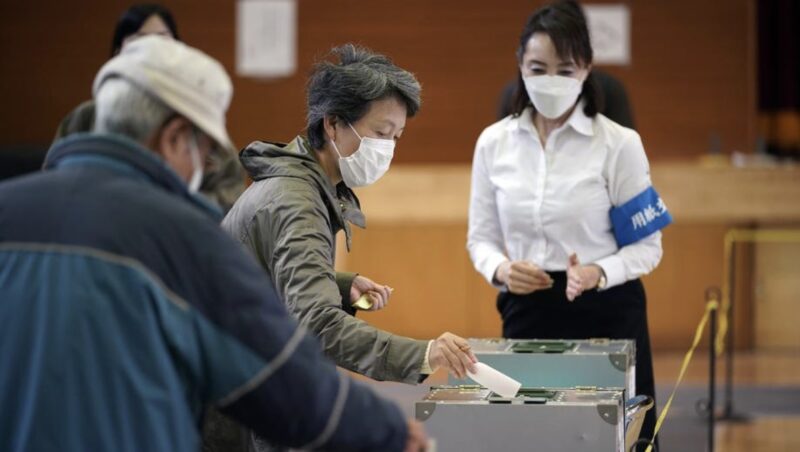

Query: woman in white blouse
[467,1,671,449]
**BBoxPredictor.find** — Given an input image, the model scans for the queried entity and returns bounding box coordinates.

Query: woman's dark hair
[110,4,179,57]
[509,0,604,118]
[305,44,422,150]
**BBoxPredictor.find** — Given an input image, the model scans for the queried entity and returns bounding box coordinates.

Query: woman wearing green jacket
[223,44,476,385]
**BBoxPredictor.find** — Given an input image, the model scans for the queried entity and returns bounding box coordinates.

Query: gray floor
[654,384,800,452]
[364,380,800,451]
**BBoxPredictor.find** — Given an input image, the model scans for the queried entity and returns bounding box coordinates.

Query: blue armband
[610,186,673,247]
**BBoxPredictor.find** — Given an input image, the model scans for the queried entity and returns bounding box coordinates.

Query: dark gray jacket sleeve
[245,180,427,384]
[336,271,358,316]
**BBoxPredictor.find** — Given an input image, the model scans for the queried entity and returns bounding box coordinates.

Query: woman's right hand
[494,260,553,295]
[428,332,478,379]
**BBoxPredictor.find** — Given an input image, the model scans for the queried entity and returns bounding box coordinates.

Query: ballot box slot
[486,388,557,404]
[516,388,557,399]
[510,341,576,354]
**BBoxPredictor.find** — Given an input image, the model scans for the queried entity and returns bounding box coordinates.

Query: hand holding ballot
[428,332,479,379]
[350,274,393,311]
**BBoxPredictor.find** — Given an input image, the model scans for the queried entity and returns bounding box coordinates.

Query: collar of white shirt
[505,101,595,138]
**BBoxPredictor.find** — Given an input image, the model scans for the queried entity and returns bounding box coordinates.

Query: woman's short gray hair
[306,44,422,150]
[94,77,174,143]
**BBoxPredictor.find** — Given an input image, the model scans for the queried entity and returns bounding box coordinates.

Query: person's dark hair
[509,0,604,118]
[306,44,422,150]
[110,4,179,57]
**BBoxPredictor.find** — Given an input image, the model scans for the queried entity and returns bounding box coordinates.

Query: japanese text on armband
[610,186,673,247]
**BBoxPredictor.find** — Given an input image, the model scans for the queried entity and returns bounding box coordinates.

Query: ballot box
[450,338,636,396]
[415,386,653,452]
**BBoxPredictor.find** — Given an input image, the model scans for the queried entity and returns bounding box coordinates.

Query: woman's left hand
[565,254,602,302]
[350,275,393,311]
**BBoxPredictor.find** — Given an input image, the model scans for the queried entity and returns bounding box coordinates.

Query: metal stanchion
[720,241,750,423]
[695,288,720,450]
[708,289,718,452]
[722,244,736,420]
[658,293,720,452]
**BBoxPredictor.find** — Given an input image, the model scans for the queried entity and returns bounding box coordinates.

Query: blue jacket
[0,134,407,452]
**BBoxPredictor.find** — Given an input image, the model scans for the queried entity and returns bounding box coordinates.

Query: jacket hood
[46,132,223,221]
[239,136,328,186]
[239,136,366,231]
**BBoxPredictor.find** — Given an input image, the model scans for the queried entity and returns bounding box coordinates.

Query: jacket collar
[286,137,366,228]
[240,136,365,250]
[45,133,223,221]
[294,137,366,250]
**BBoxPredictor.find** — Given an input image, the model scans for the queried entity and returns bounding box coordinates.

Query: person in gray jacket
[223,44,477,384]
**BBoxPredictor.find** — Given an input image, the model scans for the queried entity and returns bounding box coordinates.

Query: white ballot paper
[466,362,522,398]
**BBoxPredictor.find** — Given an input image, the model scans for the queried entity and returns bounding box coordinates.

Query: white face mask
[331,123,395,188]
[523,75,584,119]
[187,130,204,193]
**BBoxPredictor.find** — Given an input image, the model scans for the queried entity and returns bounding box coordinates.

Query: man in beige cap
[0,36,427,452]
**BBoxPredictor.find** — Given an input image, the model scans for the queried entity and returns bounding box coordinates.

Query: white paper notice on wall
[236,0,297,78]
[584,4,631,66]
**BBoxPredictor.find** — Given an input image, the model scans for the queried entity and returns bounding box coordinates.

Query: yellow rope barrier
[642,228,800,451]
[646,298,719,452]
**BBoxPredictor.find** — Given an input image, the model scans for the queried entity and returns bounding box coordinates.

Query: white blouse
[467,104,663,290]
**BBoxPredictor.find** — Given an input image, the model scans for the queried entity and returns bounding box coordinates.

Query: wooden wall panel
[755,242,800,349]
[641,224,755,350]
[342,225,500,340]
[0,0,754,162]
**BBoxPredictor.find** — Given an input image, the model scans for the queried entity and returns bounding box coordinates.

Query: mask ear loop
[330,133,344,158]
[348,123,364,141]
[331,121,362,158]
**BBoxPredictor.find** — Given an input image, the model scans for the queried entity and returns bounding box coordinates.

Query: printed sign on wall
[236,0,297,78]
[584,4,631,66]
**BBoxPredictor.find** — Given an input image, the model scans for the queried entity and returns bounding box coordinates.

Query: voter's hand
[350,275,392,311]
[429,332,478,379]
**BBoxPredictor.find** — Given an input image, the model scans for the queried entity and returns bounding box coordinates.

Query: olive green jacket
[52,100,245,213]
[222,136,427,383]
